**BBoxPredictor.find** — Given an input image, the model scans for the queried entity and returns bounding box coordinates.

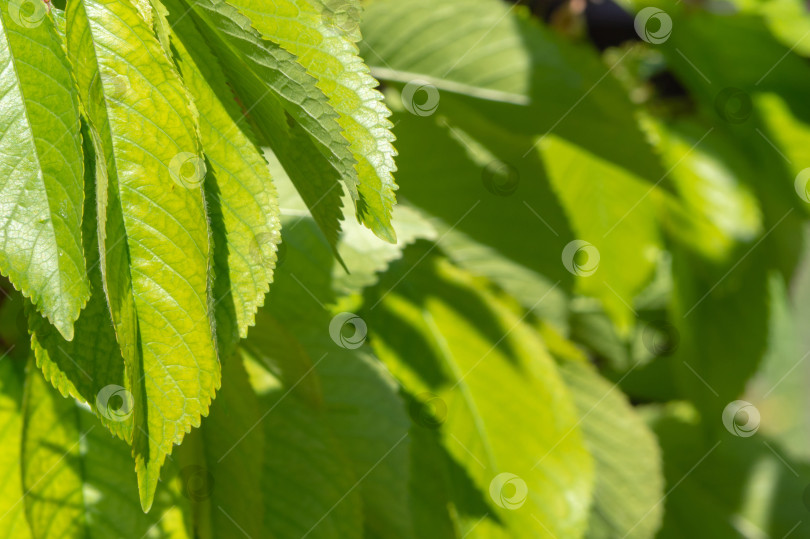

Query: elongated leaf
[317,349,413,538]
[558,360,664,539]
[540,135,662,332]
[242,349,364,539]
[65,0,219,511]
[642,116,763,261]
[364,250,594,537]
[174,0,353,248]
[0,3,89,339]
[175,354,264,539]
[258,213,414,537]
[165,4,281,358]
[21,364,191,538]
[29,123,132,442]
[0,358,30,539]
[230,0,398,241]
[361,0,664,182]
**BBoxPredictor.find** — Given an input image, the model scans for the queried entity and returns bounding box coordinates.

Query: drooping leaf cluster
[0,0,809,537]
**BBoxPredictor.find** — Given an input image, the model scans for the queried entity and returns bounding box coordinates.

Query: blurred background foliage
[3,0,810,537]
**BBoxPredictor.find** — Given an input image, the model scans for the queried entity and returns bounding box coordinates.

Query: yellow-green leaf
[232,0,398,241]
[65,0,220,511]
[0,3,89,340]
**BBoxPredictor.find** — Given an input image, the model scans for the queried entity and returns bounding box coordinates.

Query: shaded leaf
[21,363,191,538]
[363,249,594,537]
[558,360,664,539]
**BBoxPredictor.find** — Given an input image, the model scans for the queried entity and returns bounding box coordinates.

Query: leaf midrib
[421,307,499,473]
[0,13,82,320]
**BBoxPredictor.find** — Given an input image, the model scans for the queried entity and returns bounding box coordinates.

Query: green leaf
[0,3,89,340]
[622,1,805,277]
[372,109,572,327]
[647,402,810,538]
[29,123,132,442]
[745,241,810,459]
[65,0,220,511]
[257,213,415,537]
[175,354,264,539]
[165,4,281,358]
[558,360,664,539]
[242,348,364,539]
[361,0,664,182]
[641,116,763,261]
[0,358,30,539]
[405,427,458,538]
[173,0,353,249]
[316,349,414,538]
[363,250,594,537]
[21,363,191,538]
[334,204,437,296]
[230,0,399,242]
[539,134,663,332]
